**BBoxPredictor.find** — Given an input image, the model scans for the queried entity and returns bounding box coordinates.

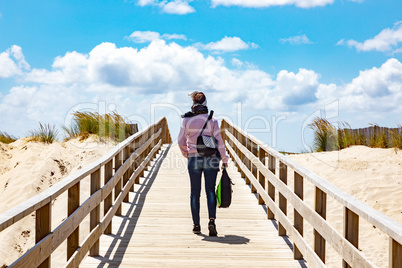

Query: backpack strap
[200,110,214,135]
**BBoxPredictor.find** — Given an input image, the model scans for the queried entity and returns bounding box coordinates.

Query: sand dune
[0,137,114,267]
[1,142,401,267]
[288,146,402,267]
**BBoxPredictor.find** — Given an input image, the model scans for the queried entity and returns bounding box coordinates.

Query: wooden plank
[224,131,376,268]
[343,208,359,268]
[225,142,325,268]
[36,203,51,268]
[314,187,326,263]
[222,120,402,246]
[90,168,101,256]
[278,161,287,236]
[103,160,113,234]
[114,151,123,216]
[294,172,303,260]
[390,239,402,268]
[67,182,80,260]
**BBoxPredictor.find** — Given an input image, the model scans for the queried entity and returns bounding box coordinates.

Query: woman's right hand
[222,163,228,169]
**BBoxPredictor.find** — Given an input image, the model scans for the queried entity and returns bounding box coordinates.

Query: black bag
[216,168,233,208]
[196,111,218,157]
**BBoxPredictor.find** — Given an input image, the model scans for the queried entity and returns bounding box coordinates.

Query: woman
[178,91,229,236]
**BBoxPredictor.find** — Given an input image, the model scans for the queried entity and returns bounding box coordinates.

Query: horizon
[0,0,401,152]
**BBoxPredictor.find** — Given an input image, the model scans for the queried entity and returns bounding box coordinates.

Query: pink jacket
[178,114,229,163]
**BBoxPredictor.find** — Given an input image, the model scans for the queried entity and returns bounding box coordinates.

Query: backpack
[216,168,233,208]
[196,111,218,157]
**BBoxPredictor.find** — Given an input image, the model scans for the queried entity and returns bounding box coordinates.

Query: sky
[0,0,401,152]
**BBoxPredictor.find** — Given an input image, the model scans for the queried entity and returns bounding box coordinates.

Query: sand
[0,137,114,267]
[1,143,401,267]
[288,146,402,267]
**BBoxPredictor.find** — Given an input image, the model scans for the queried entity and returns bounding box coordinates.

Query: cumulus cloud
[137,0,195,15]
[339,21,402,53]
[196,36,258,53]
[279,34,313,45]
[1,40,401,139]
[162,1,195,14]
[0,45,30,78]
[126,31,187,43]
[211,0,334,8]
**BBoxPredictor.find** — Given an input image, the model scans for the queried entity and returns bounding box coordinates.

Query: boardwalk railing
[0,117,172,268]
[221,119,402,268]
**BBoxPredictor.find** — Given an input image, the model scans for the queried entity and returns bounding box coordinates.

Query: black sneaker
[208,219,218,236]
[193,224,201,234]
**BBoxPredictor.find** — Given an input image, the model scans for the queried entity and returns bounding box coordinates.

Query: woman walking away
[178,91,229,236]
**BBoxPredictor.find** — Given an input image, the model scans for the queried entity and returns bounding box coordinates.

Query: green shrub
[29,123,59,144]
[0,132,17,144]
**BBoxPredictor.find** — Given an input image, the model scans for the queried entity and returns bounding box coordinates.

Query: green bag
[216,168,233,208]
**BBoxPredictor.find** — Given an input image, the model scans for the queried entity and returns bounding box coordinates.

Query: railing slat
[103,160,113,234]
[294,172,304,260]
[278,161,287,236]
[36,203,51,268]
[89,168,101,256]
[67,182,80,260]
[314,187,327,263]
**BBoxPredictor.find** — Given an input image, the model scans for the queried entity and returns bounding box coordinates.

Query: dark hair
[192,92,206,104]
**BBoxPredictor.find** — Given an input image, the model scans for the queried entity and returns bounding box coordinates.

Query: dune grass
[0,131,17,144]
[309,117,338,152]
[63,111,134,142]
[28,123,59,144]
[310,117,400,152]
[391,126,402,149]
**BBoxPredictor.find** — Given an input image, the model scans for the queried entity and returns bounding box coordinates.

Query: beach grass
[0,132,17,144]
[310,117,400,152]
[64,111,134,142]
[28,123,59,144]
[309,117,338,152]
[391,126,402,149]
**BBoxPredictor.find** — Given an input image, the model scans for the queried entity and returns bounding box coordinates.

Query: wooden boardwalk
[80,144,306,267]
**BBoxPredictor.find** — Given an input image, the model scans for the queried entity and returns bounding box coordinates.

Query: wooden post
[67,182,80,260]
[314,187,327,263]
[130,141,136,191]
[250,142,258,194]
[390,239,402,268]
[114,151,122,216]
[104,160,113,234]
[294,172,304,260]
[257,147,266,205]
[36,203,51,268]
[343,208,359,268]
[278,161,287,236]
[267,154,276,219]
[240,134,245,178]
[134,137,141,184]
[123,146,130,203]
[89,168,101,256]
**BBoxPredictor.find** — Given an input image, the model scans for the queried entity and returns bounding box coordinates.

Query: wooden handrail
[221,119,402,268]
[0,117,172,268]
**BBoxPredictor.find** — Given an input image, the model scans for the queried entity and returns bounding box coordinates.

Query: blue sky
[0,0,401,152]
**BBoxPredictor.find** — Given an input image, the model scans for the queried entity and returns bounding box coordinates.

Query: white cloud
[197,36,258,53]
[341,21,402,53]
[126,31,161,43]
[137,0,195,15]
[1,41,401,142]
[162,33,187,41]
[0,45,29,78]
[162,1,195,14]
[279,34,313,45]
[211,0,334,8]
[126,31,188,43]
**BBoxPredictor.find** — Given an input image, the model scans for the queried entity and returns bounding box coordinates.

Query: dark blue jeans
[188,156,220,225]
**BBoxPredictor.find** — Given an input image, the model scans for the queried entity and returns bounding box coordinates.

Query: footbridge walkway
[0,117,401,267]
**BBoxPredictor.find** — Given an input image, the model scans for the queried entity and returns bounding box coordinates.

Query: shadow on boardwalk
[89,144,171,268]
